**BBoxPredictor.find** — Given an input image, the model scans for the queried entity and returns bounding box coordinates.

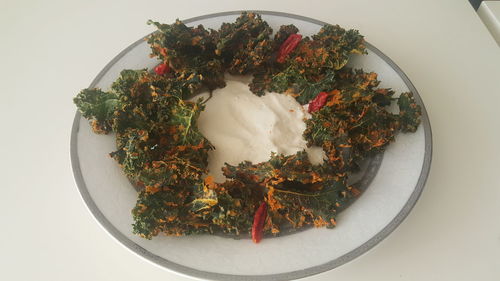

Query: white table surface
[1,0,500,280]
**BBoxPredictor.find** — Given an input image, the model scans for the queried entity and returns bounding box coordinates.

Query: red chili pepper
[251,202,267,243]
[308,92,329,113]
[154,63,170,75]
[276,34,302,63]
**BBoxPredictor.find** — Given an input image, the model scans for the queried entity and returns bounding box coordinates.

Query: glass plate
[70,11,432,281]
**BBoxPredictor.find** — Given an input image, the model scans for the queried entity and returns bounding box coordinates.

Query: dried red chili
[276,34,302,63]
[154,63,170,75]
[251,202,267,243]
[308,91,328,113]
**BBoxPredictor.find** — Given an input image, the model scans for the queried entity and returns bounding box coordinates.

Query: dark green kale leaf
[111,69,143,97]
[303,69,401,171]
[248,26,365,102]
[269,66,336,104]
[132,177,256,239]
[285,25,366,74]
[74,88,119,134]
[106,69,204,134]
[214,12,274,74]
[248,67,274,96]
[147,20,214,54]
[304,106,354,171]
[273,24,299,47]
[208,187,254,235]
[132,187,210,239]
[223,151,351,230]
[247,24,300,96]
[147,19,225,90]
[223,151,319,185]
[111,129,152,178]
[270,178,349,229]
[189,178,255,235]
[308,24,367,70]
[398,92,422,133]
[110,97,213,185]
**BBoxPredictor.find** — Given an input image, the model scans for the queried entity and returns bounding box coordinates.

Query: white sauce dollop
[195,77,324,182]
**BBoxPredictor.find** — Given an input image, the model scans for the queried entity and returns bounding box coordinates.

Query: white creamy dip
[195,77,324,182]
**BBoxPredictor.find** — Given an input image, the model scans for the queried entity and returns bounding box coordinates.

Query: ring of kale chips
[74,12,421,242]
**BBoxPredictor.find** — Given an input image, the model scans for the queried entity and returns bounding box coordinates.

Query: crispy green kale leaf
[132,188,194,238]
[213,12,274,74]
[249,25,365,102]
[270,178,349,229]
[271,66,336,104]
[147,19,225,90]
[398,92,422,132]
[272,24,299,47]
[107,70,212,182]
[303,69,416,172]
[132,178,255,239]
[248,24,300,96]
[223,152,351,231]
[307,24,366,70]
[73,88,119,133]
[283,24,366,75]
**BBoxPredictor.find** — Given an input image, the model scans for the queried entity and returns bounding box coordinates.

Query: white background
[1,0,499,280]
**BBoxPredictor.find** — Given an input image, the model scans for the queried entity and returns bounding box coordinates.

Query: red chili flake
[276,34,302,63]
[251,202,267,243]
[308,92,329,113]
[154,63,170,75]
